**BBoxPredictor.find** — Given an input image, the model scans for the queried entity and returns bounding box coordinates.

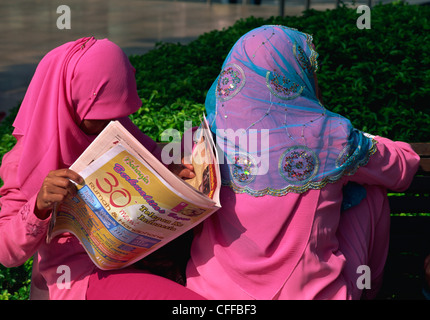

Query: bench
[378,143,430,299]
[29,142,429,300]
[388,143,430,214]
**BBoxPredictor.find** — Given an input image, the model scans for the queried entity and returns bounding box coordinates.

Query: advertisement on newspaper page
[47,117,220,270]
[184,116,220,201]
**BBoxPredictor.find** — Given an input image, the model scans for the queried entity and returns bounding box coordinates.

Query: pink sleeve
[0,149,50,268]
[347,136,421,192]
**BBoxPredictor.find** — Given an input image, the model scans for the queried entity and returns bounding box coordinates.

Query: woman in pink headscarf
[0,37,202,300]
[185,25,420,300]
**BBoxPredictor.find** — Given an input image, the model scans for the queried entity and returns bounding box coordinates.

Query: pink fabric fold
[11,37,142,199]
[0,37,161,300]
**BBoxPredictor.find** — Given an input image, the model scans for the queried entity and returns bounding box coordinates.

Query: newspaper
[46,116,220,270]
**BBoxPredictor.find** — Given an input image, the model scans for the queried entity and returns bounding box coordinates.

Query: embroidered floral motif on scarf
[216,63,246,102]
[293,43,314,74]
[336,143,356,175]
[230,152,258,185]
[266,70,303,100]
[279,146,319,184]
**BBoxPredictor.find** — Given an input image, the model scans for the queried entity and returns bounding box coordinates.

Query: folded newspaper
[46,116,221,270]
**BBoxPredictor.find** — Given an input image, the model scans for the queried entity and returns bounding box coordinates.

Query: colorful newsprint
[47,118,220,270]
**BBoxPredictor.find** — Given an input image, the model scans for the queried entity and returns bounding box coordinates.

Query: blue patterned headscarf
[205,25,377,196]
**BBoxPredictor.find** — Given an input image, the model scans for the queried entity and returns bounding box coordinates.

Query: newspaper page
[47,119,220,270]
[185,115,220,201]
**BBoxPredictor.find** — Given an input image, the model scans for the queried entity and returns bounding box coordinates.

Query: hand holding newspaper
[47,116,220,270]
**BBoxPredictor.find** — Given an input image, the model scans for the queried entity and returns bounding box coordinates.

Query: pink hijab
[6,37,142,199]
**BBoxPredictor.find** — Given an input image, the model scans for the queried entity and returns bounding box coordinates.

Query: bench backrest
[388,143,430,214]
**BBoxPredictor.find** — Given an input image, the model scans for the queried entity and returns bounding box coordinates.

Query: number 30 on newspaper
[47,118,221,270]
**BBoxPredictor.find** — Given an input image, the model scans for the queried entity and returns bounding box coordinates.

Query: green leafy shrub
[0,106,19,158]
[0,258,32,300]
[129,3,430,142]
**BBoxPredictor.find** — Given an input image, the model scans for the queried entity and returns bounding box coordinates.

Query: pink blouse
[186,137,420,299]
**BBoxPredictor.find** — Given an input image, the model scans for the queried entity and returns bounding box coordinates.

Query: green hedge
[0,259,32,300]
[0,3,429,300]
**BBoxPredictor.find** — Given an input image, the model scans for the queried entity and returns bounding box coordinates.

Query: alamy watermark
[55,263,372,291]
[56,4,370,31]
[159,122,270,175]
[56,5,71,30]
[356,5,371,30]
[356,264,371,290]
[56,264,71,290]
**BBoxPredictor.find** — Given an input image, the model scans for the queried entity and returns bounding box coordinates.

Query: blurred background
[0,0,426,118]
